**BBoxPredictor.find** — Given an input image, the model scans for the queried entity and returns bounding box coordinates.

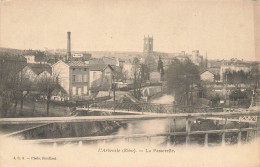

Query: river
[107,94,248,146]
[109,95,186,146]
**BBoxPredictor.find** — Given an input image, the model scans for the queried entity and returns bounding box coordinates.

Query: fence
[88,101,223,114]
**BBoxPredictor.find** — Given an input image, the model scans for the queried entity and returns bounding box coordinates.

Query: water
[107,94,182,145]
[151,94,174,104]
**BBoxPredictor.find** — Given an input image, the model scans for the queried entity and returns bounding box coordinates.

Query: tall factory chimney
[67,32,71,61]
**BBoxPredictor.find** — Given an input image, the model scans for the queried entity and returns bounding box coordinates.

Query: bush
[229,89,249,101]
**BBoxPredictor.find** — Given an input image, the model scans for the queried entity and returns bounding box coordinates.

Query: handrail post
[238,121,242,146]
[173,118,176,145]
[238,131,242,146]
[246,130,249,143]
[186,117,191,145]
[147,137,151,145]
[204,133,208,147]
[167,119,172,146]
[78,141,82,147]
[222,133,225,146]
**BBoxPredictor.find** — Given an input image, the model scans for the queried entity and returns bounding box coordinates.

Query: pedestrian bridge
[78,101,258,122]
[1,110,259,146]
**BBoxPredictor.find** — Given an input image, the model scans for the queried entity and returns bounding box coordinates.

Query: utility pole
[112,83,116,113]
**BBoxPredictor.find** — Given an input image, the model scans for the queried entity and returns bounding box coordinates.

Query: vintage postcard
[0,0,259,167]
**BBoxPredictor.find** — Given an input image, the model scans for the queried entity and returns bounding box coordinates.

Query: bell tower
[143,35,153,56]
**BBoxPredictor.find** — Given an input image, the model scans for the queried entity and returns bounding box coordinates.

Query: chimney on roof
[67,32,71,61]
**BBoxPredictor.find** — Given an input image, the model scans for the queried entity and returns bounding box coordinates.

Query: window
[78,75,82,82]
[83,86,88,95]
[78,88,82,95]
[72,87,76,95]
[83,74,88,82]
[93,72,97,80]
[72,75,76,82]
[84,68,87,71]
[73,68,75,71]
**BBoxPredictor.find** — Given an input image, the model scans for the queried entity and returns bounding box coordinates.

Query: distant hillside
[0,47,23,55]
[88,51,142,59]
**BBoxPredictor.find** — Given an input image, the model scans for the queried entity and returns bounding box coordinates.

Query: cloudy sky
[0,0,257,60]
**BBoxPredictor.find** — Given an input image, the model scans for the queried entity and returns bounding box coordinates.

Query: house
[52,60,90,99]
[89,64,124,90]
[116,58,126,67]
[21,64,52,81]
[220,61,250,82]
[51,84,69,101]
[89,58,105,65]
[122,62,135,79]
[89,64,106,88]
[24,55,36,63]
[71,53,92,64]
[191,50,203,66]
[102,56,117,66]
[103,64,123,86]
[200,70,214,82]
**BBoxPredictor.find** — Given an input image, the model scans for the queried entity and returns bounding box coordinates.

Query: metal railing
[2,111,259,146]
[88,101,224,114]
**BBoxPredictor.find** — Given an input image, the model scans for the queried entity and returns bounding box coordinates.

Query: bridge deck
[23,128,256,144]
[0,110,259,124]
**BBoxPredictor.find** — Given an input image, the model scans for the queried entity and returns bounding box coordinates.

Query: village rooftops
[88,64,122,72]
[27,63,52,75]
[66,61,89,67]
[88,64,107,71]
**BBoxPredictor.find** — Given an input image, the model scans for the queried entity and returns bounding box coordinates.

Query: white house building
[24,55,36,64]
[200,70,214,82]
[52,60,90,99]
[20,64,52,81]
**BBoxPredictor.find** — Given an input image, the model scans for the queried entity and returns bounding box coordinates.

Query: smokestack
[67,32,71,61]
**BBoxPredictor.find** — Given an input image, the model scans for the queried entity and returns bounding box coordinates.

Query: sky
[0,0,257,60]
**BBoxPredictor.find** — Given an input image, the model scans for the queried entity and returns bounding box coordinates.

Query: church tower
[143,35,153,56]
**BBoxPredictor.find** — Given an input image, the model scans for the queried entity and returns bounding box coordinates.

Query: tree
[144,55,157,72]
[157,57,164,79]
[165,58,200,105]
[37,75,59,115]
[140,63,150,81]
[132,57,143,99]
[249,63,260,89]
[0,54,29,117]
[91,75,110,96]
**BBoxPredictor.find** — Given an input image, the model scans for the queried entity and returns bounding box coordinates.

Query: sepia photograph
[0,0,260,166]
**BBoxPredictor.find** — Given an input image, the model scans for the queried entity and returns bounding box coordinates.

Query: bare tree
[0,54,29,117]
[37,75,59,116]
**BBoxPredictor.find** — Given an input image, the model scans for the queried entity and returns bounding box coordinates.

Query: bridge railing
[89,101,223,114]
[2,111,259,146]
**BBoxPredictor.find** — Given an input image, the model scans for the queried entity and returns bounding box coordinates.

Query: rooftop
[66,61,89,67]
[27,63,52,75]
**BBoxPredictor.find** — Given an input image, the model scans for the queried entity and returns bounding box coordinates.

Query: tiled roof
[27,63,52,75]
[66,61,88,67]
[110,65,122,72]
[89,58,105,65]
[89,64,107,71]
